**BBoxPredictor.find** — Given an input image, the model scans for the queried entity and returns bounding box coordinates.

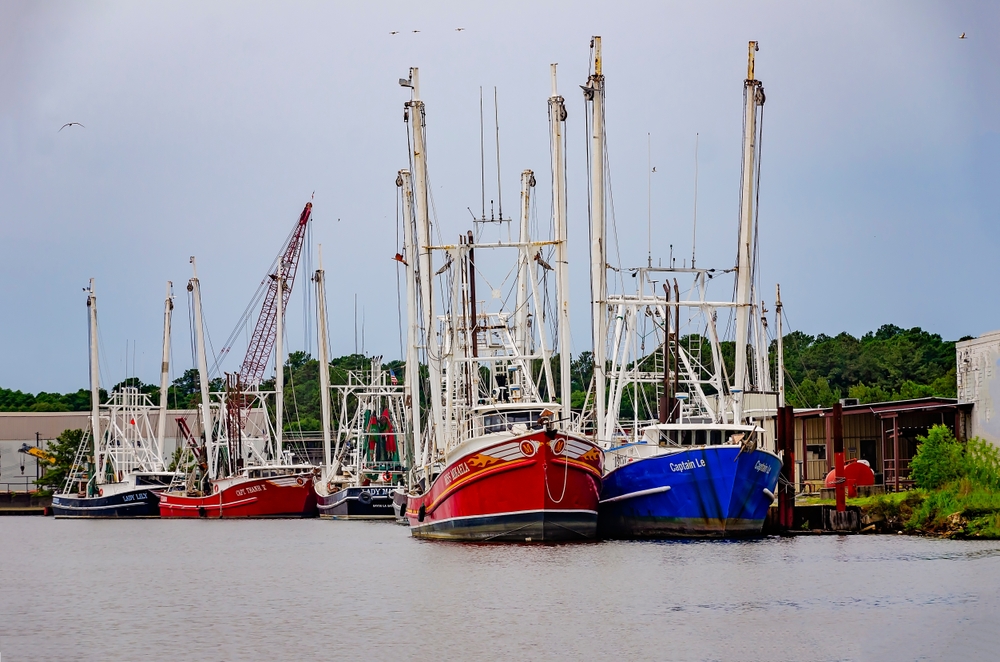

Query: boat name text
[235,484,266,497]
[443,463,470,486]
[670,458,706,472]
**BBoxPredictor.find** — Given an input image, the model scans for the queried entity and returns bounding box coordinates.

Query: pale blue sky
[1,1,997,393]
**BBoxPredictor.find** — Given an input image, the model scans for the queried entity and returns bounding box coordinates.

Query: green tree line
[1,324,961,415]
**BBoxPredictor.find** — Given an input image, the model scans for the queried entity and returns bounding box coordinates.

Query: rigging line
[752,101,765,319]
[187,288,197,370]
[216,219,302,365]
[603,111,625,296]
[396,184,405,362]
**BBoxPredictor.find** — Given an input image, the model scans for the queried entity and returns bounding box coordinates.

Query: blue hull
[317,486,398,519]
[52,489,162,518]
[598,446,781,539]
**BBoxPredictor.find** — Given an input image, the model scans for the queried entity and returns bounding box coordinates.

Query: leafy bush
[36,428,86,493]
[903,426,1000,537]
[909,425,965,490]
[964,438,1000,491]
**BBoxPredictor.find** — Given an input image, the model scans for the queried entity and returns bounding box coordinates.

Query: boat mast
[549,64,572,424]
[87,279,103,485]
[515,170,533,359]
[586,36,607,441]
[734,40,763,421]
[274,264,284,460]
[406,67,445,455]
[156,281,173,464]
[399,170,422,471]
[776,283,784,408]
[315,248,333,473]
[188,257,215,479]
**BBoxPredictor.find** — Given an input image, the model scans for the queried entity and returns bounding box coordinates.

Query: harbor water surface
[2,518,999,660]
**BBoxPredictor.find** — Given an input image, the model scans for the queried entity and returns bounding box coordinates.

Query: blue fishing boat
[587,40,784,539]
[598,424,781,538]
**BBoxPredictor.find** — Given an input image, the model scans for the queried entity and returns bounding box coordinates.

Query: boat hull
[52,488,162,518]
[598,445,781,539]
[159,474,317,518]
[406,431,603,542]
[316,485,398,519]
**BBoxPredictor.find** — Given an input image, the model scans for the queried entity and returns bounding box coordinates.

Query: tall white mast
[87,279,103,485]
[155,281,173,464]
[399,170,423,470]
[407,67,445,454]
[274,264,285,460]
[549,64,572,425]
[315,247,333,474]
[188,257,215,478]
[734,40,763,420]
[515,170,533,358]
[586,36,607,441]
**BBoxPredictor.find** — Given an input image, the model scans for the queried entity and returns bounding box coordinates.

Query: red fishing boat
[395,67,600,541]
[158,204,318,518]
[159,465,316,518]
[406,406,602,541]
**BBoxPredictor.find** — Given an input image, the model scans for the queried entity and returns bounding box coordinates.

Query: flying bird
[58,122,85,132]
[456,27,465,31]
[390,30,399,35]
[412,30,420,33]
[652,167,657,173]
[960,32,967,39]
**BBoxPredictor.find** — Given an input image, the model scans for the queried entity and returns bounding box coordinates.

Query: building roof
[793,397,972,419]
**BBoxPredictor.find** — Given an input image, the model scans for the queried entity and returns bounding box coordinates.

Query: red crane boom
[239,202,312,386]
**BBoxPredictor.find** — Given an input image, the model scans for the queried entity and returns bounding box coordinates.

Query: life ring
[358,490,372,505]
[98,488,103,497]
[213,484,220,494]
[380,471,391,483]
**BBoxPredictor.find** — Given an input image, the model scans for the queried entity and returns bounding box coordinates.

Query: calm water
[1,519,999,661]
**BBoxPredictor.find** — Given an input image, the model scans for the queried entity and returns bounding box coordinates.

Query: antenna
[692,132,699,269]
[480,87,485,221]
[647,132,652,268]
[494,86,503,223]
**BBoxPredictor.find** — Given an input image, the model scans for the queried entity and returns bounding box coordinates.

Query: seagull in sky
[412,30,420,33]
[58,122,85,132]
[456,27,465,31]
[960,32,967,39]
[390,30,399,35]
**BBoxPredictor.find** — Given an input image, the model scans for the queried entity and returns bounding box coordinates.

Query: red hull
[159,473,317,518]
[406,430,603,541]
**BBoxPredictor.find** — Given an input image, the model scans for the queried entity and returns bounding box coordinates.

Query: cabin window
[482,410,542,433]
[806,444,826,460]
